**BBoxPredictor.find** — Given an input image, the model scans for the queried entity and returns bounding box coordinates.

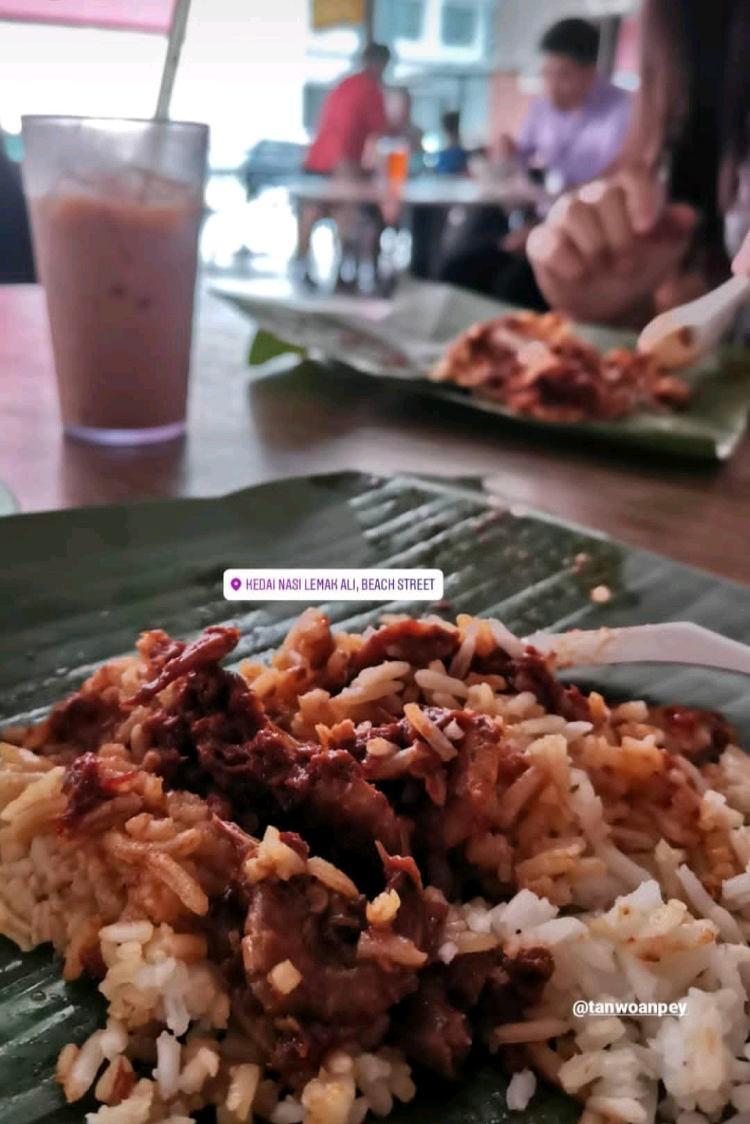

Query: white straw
[155,0,193,120]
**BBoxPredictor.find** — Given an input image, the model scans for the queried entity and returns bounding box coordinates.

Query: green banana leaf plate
[214,281,750,460]
[1,470,750,1123]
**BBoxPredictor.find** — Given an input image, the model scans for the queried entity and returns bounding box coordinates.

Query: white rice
[271,1101,305,1124]
[723,869,750,910]
[448,624,479,679]
[677,864,745,944]
[447,865,750,1124]
[153,1031,181,1101]
[335,662,411,706]
[414,668,470,698]
[488,619,525,659]
[507,1069,537,1111]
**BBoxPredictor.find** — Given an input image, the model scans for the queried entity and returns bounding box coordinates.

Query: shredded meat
[242,876,418,1025]
[443,950,498,1008]
[136,627,183,670]
[472,647,591,722]
[393,944,554,1077]
[393,975,472,1077]
[499,945,554,1010]
[61,752,131,827]
[141,662,410,865]
[283,749,409,858]
[512,651,591,721]
[140,665,267,789]
[42,693,120,753]
[364,711,524,894]
[203,733,408,860]
[352,620,459,673]
[380,851,447,959]
[430,310,691,422]
[442,714,504,848]
[45,623,566,1088]
[268,1018,389,1089]
[648,705,735,764]
[131,625,240,704]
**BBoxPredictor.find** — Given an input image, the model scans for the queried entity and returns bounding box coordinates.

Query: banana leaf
[1,470,750,1122]
[216,281,750,460]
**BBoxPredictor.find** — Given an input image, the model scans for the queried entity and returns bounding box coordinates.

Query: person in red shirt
[294,42,390,280]
[305,42,390,175]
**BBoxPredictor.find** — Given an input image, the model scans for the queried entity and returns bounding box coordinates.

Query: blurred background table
[2,281,749,585]
[287,174,547,282]
[287,173,546,211]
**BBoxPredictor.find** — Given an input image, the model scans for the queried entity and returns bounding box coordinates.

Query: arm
[491,103,537,165]
[361,133,380,173]
[366,87,388,142]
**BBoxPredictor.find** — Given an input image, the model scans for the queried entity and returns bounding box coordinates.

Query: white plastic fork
[522,622,750,676]
[637,274,750,368]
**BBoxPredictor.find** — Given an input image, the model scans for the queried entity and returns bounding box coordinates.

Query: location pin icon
[230,577,242,592]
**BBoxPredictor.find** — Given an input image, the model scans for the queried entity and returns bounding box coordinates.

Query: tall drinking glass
[381,138,410,191]
[22,116,208,445]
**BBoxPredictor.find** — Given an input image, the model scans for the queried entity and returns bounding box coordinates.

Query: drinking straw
[155,0,193,119]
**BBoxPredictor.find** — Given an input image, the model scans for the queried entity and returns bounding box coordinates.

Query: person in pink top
[294,42,390,282]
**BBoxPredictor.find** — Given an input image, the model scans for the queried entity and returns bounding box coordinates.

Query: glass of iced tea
[22,116,208,445]
[382,139,410,191]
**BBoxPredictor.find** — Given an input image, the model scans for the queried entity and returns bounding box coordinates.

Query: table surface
[2,282,749,586]
[287,172,545,210]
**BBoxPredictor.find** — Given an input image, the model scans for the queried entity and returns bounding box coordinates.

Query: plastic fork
[523,622,750,676]
[637,274,750,368]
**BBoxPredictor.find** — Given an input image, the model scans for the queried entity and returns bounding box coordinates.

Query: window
[303,84,330,132]
[440,2,477,47]
[375,0,422,42]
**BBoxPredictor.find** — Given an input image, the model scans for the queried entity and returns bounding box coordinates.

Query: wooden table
[2,283,749,585]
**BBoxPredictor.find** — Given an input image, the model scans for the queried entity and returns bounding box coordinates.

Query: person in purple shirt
[439,19,632,306]
[503,18,632,193]
[527,0,750,328]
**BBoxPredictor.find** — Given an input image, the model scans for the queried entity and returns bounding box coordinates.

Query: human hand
[732,226,750,276]
[494,133,517,162]
[527,172,697,325]
[501,222,535,254]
